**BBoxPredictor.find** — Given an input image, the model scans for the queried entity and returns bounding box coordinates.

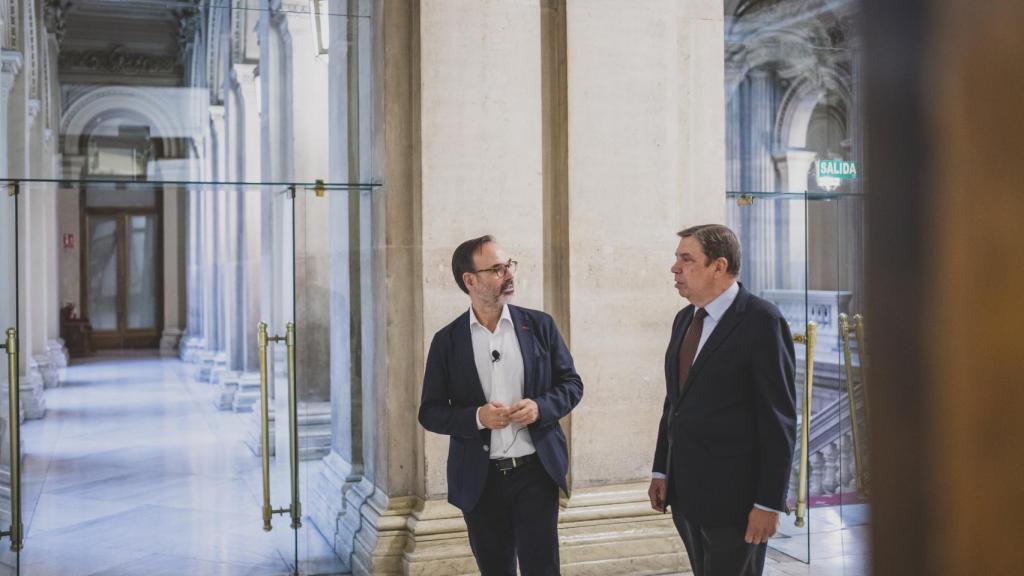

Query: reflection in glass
[86,188,157,208]
[127,216,157,329]
[88,216,119,331]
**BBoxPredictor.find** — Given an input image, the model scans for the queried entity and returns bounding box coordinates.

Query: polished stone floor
[8,351,346,576]
[0,351,868,575]
[666,503,871,576]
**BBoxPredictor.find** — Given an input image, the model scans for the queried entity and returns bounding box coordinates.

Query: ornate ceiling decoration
[59,44,182,76]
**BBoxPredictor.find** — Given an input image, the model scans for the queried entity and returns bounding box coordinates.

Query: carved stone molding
[6,0,19,49]
[175,4,200,66]
[43,0,71,45]
[59,44,182,76]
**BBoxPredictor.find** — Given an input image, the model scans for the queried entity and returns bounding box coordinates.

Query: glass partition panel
[727,191,811,564]
[5,0,377,569]
[0,184,20,574]
[293,181,377,575]
[837,193,870,574]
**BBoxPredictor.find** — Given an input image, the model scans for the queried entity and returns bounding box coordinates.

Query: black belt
[492,453,537,473]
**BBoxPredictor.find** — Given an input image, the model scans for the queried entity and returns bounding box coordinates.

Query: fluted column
[781,149,816,289]
[743,69,777,297]
[0,51,21,339]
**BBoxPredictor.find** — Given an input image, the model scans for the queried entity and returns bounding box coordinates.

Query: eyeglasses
[473,259,518,280]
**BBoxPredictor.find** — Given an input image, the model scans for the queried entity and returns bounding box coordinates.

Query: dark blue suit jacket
[419,305,583,512]
[653,284,797,527]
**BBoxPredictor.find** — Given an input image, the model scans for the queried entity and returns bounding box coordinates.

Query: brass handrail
[853,314,870,424]
[285,323,301,529]
[792,321,817,528]
[256,321,301,531]
[839,314,867,495]
[0,328,22,550]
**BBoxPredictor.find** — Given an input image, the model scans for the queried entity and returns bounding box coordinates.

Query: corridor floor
[5,351,868,576]
[13,352,345,576]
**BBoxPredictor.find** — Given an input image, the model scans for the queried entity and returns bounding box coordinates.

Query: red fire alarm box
[63,233,75,250]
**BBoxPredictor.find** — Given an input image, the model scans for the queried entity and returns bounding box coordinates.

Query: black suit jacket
[419,305,583,513]
[653,284,797,527]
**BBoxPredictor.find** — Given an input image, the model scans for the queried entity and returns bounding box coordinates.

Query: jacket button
[483,445,489,452]
[673,411,680,417]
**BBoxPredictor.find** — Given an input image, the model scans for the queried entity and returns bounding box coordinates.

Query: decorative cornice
[59,45,182,76]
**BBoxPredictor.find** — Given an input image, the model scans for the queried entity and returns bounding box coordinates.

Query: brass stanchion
[256,321,301,531]
[0,328,22,550]
[839,314,867,495]
[793,322,817,528]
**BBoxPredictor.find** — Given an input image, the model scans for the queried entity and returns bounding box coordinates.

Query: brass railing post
[285,322,301,529]
[257,321,301,531]
[839,314,867,495]
[853,314,870,423]
[0,328,22,551]
[792,321,817,528]
[257,322,273,531]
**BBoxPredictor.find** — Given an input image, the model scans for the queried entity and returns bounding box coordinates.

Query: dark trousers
[462,458,560,576]
[670,506,767,576]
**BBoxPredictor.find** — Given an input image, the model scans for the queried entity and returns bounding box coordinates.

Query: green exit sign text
[817,160,858,180]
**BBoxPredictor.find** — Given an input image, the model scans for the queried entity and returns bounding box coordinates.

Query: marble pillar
[310,0,373,559]
[336,2,725,574]
[743,70,777,297]
[160,185,185,356]
[11,62,46,418]
[0,50,19,335]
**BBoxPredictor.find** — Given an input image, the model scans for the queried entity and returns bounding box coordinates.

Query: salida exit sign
[817,159,858,179]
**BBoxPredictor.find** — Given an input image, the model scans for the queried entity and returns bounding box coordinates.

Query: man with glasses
[419,235,583,575]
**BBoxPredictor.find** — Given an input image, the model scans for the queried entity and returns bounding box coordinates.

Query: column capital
[0,49,23,94]
[233,62,257,83]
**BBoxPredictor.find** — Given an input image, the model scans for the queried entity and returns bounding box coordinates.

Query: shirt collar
[701,281,739,322]
[469,304,513,332]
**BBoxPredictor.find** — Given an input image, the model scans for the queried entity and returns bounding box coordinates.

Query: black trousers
[670,505,767,576]
[462,459,560,576]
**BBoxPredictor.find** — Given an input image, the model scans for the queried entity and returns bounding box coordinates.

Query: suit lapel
[680,286,750,402]
[509,306,538,397]
[667,306,693,404]
[453,312,488,406]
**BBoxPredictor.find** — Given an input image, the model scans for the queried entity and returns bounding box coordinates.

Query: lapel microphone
[491,349,501,363]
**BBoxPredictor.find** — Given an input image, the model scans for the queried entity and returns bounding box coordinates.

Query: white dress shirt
[470,305,536,459]
[654,282,779,513]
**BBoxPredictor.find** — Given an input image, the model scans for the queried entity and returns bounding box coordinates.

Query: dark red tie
[678,308,708,395]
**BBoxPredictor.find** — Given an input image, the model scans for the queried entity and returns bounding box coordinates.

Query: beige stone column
[553,1,724,573]
[160,184,184,356]
[398,4,550,573]
[343,1,726,574]
[0,51,21,336]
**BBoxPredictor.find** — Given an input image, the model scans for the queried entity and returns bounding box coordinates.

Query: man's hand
[507,399,539,426]
[648,478,668,513]
[744,507,779,544]
[479,401,510,430]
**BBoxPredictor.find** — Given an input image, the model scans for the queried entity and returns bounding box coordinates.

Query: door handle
[256,322,302,531]
[792,321,817,528]
[0,328,22,551]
